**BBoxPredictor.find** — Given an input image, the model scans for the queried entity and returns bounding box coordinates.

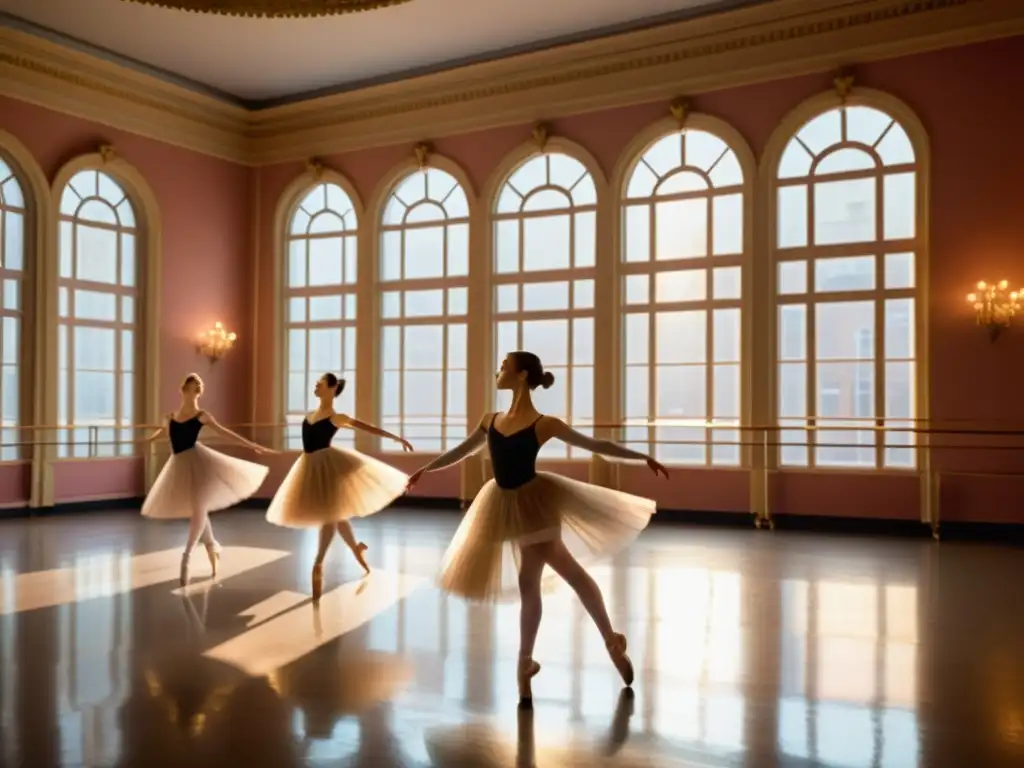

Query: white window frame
[56,169,139,459]
[619,127,747,466]
[491,151,598,459]
[282,182,359,449]
[772,103,920,471]
[379,167,470,452]
[0,157,26,462]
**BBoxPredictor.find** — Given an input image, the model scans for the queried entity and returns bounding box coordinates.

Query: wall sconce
[967,280,1022,340]
[197,322,237,361]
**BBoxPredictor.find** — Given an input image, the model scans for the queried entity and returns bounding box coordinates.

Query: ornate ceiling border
[0,0,1021,166]
[0,25,249,163]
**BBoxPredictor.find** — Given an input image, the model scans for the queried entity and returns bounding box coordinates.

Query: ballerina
[405,351,667,706]
[140,373,274,587]
[265,372,414,602]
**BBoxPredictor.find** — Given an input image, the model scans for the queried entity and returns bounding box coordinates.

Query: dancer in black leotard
[406,351,668,706]
[266,373,414,602]
[141,374,274,586]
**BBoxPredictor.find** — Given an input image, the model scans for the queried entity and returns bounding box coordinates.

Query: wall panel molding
[0,0,1021,165]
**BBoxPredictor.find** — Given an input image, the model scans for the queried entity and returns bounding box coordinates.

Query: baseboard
[19,496,146,517]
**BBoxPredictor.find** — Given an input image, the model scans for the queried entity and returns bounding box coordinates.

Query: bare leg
[311,524,335,603]
[335,520,370,575]
[545,540,634,685]
[516,543,548,706]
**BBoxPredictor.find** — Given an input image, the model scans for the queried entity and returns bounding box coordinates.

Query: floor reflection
[1,510,1023,766]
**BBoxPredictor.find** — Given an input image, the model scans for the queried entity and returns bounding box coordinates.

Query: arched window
[58,170,138,459]
[493,153,596,458]
[0,158,25,461]
[284,182,358,448]
[379,168,469,451]
[773,105,918,468]
[621,129,745,464]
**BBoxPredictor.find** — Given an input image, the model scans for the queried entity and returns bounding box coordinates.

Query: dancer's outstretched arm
[337,414,414,452]
[139,424,166,444]
[199,412,277,454]
[544,418,669,477]
[405,414,490,490]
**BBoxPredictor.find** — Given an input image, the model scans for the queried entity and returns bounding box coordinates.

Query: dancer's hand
[647,457,669,478]
[396,437,414,453]
[405,468,424,493]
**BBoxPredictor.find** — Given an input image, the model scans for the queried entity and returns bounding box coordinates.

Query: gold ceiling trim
[118,0,414,18]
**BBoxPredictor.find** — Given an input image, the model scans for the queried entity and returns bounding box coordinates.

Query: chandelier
[120,0,414,18]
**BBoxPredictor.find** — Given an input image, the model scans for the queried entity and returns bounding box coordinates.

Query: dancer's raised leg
[181,508,211,587]
[516,542,548,706]
[545,539,634,685]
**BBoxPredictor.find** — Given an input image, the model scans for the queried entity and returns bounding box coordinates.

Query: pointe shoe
[312,564,324,604]
[204,542,221,579]
[179,554,190,588]
[606,633,634,687]
[517,656,541,708]
[352,542,371,575]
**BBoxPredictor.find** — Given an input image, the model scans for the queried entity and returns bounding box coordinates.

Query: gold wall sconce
[967,280,1022,340]
[197,322,237,361]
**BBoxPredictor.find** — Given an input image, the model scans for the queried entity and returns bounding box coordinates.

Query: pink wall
[0,97,253,505]
[249,37,1024,523]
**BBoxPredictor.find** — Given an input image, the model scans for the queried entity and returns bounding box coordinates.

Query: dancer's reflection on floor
[270,647,413,765]
[115,649,296,768]
[423,687,638,767]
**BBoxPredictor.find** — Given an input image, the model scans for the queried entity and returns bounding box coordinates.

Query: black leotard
[169,414,204,454]
[485,415,544,490]
[302,417,339,453]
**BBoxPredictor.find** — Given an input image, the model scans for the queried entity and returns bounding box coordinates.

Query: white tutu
[265,447,408,528]
[141,443,268,519]
[438,472,656,603]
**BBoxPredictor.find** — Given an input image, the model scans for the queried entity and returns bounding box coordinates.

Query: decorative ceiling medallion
[119,0,414,18]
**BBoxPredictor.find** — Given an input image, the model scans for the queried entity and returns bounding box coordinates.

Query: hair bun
[541,371,555,389]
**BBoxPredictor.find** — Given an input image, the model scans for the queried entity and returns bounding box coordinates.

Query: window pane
[713,364,740,418]
[712,194,743,256]
[778,261,807,295]
[815,302,873,360]
[713,267,741,300]
[814,256,875,293]
[777,186,808,248]
[403,325,443,369]
[308,238,343,286]
[3,211,23,271]
[655,270,705,303]
[883,173,915,240]
[814,179,875,245]
[405,227,445,279]
[884,252,914,289]
[523,215,570,271]
[778,363,806,418]
[624,205,650,262]
[574,211,595,268]
[885,299,914,359]
[656,311,705,364]
[522,282,569,312]
[495,221,519,273]
[624,314,648,365]
[73,327,116,370]
[656,199,707,260]
[76,226,119,283]
[522,320,568,367]
[713,309,740,363]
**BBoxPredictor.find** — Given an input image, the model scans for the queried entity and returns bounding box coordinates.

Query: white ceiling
[0,0,759,103]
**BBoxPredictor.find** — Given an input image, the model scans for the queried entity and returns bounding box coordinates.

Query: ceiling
[0,0,767,105]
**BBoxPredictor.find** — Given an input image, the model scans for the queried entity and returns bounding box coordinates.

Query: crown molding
[0,0,1021,167]
[0,26,249,164]
[248,0,1024,163]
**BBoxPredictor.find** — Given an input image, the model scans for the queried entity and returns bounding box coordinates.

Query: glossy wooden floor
[1,509,1022,767]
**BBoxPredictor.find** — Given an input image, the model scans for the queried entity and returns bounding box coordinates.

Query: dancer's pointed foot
[312,563,324,604]
[606,633,634,687]
[204,542,221,579]
[179,553,191,588]
[352,542,371,575]
[517,656,541,708]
